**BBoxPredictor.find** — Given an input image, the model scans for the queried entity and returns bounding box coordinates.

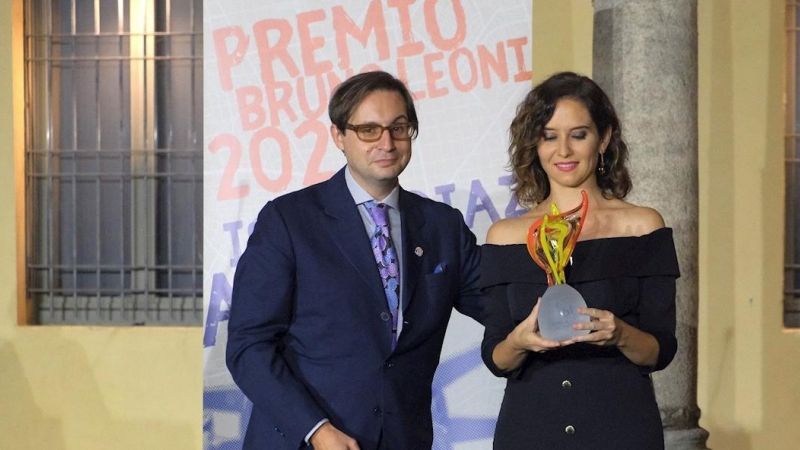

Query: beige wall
[0,1,797,449]
[0,1,202,449]
[532,0,594,81]
[697,0,800,448]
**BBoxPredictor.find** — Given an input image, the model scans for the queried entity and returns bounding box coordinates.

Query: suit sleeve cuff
[305,418,329,445]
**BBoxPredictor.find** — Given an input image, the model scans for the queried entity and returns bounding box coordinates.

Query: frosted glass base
[538,284,591,342]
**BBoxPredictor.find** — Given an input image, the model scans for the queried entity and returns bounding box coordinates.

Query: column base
[665,427,710,450]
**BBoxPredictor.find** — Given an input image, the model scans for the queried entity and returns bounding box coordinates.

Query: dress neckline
[482,227,671,248]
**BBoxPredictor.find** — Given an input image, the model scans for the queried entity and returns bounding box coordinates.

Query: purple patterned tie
[365,201,399,349]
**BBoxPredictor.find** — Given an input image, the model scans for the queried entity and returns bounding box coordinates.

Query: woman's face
[536,98,609,192]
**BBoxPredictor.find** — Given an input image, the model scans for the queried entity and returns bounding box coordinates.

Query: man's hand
[309,422,360,450]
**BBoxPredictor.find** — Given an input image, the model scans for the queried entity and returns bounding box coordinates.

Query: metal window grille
[24,0,203,325]
[787,1,800,327]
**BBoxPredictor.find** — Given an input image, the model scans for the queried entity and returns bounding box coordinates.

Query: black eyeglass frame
[344,122,418,142]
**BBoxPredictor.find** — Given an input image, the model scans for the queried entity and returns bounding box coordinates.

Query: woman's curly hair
[508,72,632,208]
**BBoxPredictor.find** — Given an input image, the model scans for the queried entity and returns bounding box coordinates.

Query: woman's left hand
[563,306,661,367]
[563,307,625,347]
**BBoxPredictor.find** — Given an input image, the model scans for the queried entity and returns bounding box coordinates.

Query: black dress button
[373,407,383,417]
[380,312,391,321]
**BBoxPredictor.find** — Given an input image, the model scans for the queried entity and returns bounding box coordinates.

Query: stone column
[593,1,709,448]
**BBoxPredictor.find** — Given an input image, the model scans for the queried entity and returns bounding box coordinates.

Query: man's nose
[377,127,395,149]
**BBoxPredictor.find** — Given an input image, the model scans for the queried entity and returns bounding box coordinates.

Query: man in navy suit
[226,70,484,450]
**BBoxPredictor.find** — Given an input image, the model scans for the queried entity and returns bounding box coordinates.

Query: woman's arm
[566,308,660,367]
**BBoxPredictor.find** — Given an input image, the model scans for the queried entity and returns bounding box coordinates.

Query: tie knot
[365,201,390,228]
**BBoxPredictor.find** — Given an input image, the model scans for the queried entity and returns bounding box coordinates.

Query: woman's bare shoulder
[486,215,536,245]
[614,203,665,236]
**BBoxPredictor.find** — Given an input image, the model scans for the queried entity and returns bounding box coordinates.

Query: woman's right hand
[492,298,563,371]
[510,298,564,352]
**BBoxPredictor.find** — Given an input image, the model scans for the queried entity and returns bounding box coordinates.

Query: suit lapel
[399,190,426,315]
[318,172,426,354]
[320,169,386,304]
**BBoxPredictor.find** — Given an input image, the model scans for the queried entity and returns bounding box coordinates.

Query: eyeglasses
[345,122,418,142]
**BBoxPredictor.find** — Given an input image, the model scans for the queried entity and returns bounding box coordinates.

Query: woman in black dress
[481,72,678,449]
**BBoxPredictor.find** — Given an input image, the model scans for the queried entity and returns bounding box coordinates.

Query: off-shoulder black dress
[481,228,679,450]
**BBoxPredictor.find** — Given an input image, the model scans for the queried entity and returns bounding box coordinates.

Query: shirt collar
[344,165,400,210]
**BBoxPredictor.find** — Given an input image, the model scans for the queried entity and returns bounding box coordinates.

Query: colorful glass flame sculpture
[526,190,591,341]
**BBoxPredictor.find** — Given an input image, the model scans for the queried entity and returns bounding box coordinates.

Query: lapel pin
[414,246,423,257]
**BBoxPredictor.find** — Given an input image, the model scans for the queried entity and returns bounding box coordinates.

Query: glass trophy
[526,190,591,341]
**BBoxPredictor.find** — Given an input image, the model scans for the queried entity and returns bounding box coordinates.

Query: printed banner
[203,1,533,448]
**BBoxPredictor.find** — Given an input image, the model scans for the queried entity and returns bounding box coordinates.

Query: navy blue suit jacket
[226,167,484,450]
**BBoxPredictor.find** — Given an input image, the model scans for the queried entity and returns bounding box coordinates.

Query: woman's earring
[598,153,607,175]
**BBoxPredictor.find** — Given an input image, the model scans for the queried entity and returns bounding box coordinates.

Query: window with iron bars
[786,1,800,327]
[24,0,203,325]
